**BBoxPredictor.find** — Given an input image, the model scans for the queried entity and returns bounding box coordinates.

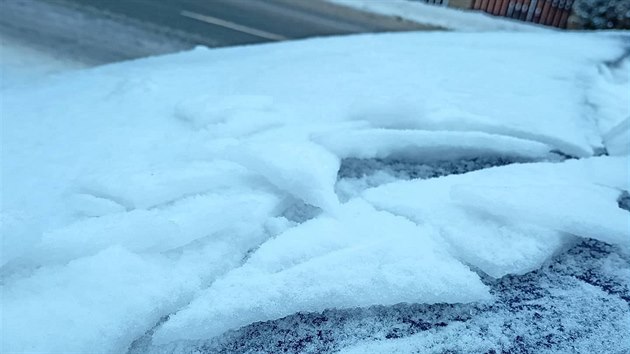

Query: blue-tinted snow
[133,239,630,354]
[2,31,629,353]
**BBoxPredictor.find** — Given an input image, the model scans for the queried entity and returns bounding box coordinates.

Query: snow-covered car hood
[1,31,629,353]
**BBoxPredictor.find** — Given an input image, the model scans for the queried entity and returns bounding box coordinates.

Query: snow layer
[152,200,491,344]
[588,54,630,155]
[364,156,630,278]
[314,129,554,161]
[327,0,546,31]
[228,138,341,212]
[604,117,630,156]
[453,183,630,247]
[12,190,279,267]
[3,246,201,354]
[138,240,630,354]
[2,31,629,353]
[339,241,630,354]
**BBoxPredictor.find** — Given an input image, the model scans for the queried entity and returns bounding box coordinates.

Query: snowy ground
[326,0,547,31]
[1,31,629,353]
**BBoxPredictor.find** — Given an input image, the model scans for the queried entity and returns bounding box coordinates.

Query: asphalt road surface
[64,0,435,45]
[1,0,439,64]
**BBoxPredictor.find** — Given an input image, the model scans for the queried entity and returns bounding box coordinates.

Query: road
[0,0,439,64]
[63,0,435,46]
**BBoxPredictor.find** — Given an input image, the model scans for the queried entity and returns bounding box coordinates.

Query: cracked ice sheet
[228,137,341,213]
[313,129,554,162]
[588,56,630,138]
[74,160,268,211]
[1,32,628,353]
[451,184,629,249]
[1,194,289,354]
[364,156,629,278]
[151,200,491,344]
[4,189,280,269]
[586,54,630,156]
[1,202,292,353]
[1,156,281,267]
[2,32,625,262]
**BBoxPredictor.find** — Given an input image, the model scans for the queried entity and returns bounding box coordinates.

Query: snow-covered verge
[326,0,547,31]
[0,34,85,89]
[1,32,629,353]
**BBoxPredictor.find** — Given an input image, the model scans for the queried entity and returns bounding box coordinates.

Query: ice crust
[314,129,554,162]
[453,183,630,247]
[151,200,492,344]
[137,240,630,354]
[2,32,629,353]
[17,190,280,267]
[364,156,629,278]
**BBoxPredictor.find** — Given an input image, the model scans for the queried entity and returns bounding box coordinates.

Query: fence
[470,0,576,28]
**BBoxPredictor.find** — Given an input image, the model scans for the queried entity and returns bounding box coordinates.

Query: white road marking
[180,10,288,41]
